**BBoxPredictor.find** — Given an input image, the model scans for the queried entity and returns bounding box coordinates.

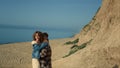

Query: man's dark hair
[43,32,48,37]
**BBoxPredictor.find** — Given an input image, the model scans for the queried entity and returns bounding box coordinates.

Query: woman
[39,32,52,68]
[32,31,48,68]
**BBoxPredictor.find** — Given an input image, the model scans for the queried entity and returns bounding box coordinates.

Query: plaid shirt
[39,44,52,68]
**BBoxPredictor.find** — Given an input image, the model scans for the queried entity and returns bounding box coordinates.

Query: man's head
[43,32,49,40]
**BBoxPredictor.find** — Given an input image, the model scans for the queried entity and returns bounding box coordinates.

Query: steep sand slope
[53,0,120,68]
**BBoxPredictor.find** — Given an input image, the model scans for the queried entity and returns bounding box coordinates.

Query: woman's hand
[31,41,37,44]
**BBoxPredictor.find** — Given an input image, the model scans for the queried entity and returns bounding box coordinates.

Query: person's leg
[32,58,40,68]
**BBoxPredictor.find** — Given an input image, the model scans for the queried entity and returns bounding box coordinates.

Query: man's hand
[44,40,48,43]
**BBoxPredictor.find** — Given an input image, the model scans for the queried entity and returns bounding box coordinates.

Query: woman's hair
[33,31,44,43]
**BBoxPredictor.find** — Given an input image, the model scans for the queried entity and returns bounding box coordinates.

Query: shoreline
[0,37,73,45]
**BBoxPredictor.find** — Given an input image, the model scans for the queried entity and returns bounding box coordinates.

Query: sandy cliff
[53,0,120,68]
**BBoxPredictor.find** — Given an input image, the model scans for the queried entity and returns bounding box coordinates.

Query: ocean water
[0,27,76,44]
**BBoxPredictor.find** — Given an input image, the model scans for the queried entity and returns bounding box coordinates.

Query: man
[39,32,52,68]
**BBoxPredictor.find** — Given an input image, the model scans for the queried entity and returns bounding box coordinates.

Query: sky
[0,0,102,32]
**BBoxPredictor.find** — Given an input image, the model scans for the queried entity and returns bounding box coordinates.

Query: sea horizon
[0,24,78,44]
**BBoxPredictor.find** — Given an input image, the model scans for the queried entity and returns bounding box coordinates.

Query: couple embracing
[32,31,52,68]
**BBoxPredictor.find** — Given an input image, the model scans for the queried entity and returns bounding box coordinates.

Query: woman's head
[33,31,44,43]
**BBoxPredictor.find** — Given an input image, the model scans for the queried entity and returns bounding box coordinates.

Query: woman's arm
[33,42,48,51]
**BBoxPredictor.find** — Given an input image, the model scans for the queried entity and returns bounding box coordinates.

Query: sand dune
[53,0,120,68]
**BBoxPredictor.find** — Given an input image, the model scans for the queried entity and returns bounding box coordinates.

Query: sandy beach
[0,38,73,68]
